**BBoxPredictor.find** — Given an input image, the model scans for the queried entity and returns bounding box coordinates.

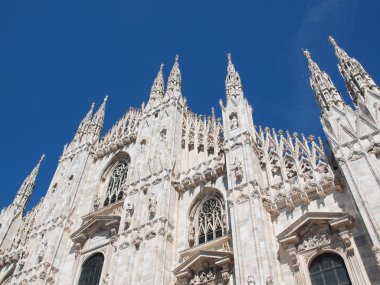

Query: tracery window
[309,253,351,285]
[190,197,226,247]
[78,253,104,285]
[103,162,128,207]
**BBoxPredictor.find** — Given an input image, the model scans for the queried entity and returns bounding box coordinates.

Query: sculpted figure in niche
[149,194,157,216]
[125,203,134,218]
[38,240,48,263]
[160,129,167,142]
[140,139,147,154]
[233,157,243,179]
[188,222,195,246]
[125,203,134,226]
[93,195,100,211]
[230,114,239,129]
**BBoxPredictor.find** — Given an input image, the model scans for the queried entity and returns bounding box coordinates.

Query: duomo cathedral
[1,37,380,285]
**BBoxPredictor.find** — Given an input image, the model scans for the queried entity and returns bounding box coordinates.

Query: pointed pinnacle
[227,53,232,61]
[175,54,179,62]
[91,102,95,110]
[160,63,164,71]
[104,95,109,102]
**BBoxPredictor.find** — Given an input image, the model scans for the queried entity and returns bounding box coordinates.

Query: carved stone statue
[125,203,135,226]
[149,195,157,216]
[230,115,239,129]
[160,129,167,142]
[125,203,134,218]
[188,224,195,246]
[233,157,243,179]
[93,195,100,211]
[38,240,48,263]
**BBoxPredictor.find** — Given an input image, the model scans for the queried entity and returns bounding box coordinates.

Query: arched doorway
[309,253,351,285]
[78,253,104,285]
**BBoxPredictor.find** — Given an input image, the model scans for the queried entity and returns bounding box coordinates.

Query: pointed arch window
[190,196,226,247]
[78,253,104,285]
[103,162,128,207]
[309,253,351,285]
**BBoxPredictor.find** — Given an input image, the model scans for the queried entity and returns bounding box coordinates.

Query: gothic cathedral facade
[1,37,380,285]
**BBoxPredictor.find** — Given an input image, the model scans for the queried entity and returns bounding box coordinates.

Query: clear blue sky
[1,0,379,211]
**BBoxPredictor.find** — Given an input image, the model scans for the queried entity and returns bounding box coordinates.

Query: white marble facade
[1,38,380,285]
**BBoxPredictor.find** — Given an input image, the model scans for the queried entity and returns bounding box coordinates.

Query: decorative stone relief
[297,229,338,251]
